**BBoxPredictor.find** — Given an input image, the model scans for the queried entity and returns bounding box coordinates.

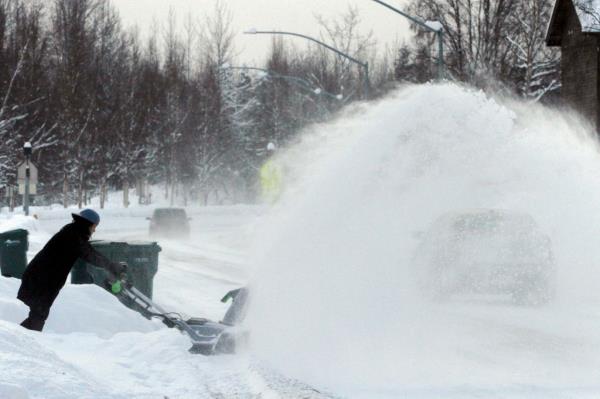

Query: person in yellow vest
[260,142,283,203]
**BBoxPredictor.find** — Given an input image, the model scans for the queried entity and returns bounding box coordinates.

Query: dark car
[413,209,555,305]
[147,208,191,238]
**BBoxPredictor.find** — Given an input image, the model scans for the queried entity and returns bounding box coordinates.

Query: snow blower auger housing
[107,273,249,355]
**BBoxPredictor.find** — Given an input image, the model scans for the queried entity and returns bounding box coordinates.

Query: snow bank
[248,83,600,397]
[0,383,29,399]
[0,319,124,399]
[0,258,217,399]
[0,277,158,337]
[0,215,42,234]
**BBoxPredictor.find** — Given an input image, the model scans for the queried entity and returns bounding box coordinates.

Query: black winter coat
[17,217,120,310]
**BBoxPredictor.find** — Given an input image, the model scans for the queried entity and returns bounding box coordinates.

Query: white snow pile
[0,276,168,399]
[0,214,42,234]
[0,277,156,337]
[248,83,600,398]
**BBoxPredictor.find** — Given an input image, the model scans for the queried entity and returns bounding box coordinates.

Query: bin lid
[89,240,129,248]
[127,241,161,252]
[0,229,29,240]
[4,239,25,246]
[89,240,161,252]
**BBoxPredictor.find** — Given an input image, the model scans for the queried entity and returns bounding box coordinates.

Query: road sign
[17,161,38,184]
[18,183,36,195]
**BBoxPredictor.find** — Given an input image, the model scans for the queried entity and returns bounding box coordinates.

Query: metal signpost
[18,142,36,216]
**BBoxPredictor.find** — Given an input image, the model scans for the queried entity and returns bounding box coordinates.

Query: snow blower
[107,272,249,355]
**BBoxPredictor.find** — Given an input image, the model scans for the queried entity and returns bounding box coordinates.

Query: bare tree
[406,0,518,85]
[313,6,375,99]
[507,0,560,100]
[0,1,57,207]
[201,0,236,67]
[0,0,377,208]
[157,8,188,204]
[192,0,239,202]
[574,0,600,30]
[49,0,101,207]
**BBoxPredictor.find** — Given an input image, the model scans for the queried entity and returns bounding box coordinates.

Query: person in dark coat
[17,209,123,332]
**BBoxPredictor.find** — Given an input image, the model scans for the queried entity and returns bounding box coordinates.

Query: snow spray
[246,84,600,397]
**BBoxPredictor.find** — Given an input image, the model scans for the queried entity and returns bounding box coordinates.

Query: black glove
[107,262,128,294]
[108,262,127,282]
[117,262,128,279]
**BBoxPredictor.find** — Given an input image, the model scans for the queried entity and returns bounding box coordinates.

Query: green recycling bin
[126,241,161,299]
[71,240,161,299]
[0,229,29,279]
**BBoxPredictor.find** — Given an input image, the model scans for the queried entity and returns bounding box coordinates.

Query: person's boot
[20,311,46,332]
[20,318,32,330]
[20,317,45,331]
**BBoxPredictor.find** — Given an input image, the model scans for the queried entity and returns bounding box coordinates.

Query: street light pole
[364,62,370,99]
[244,29,370,99]
[437,29,444,80]
[220,65,344,101]
[23,142,32,216]
[370,0,445,80]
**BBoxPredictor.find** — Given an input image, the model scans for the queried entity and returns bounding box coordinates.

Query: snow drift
[248,83,600,397]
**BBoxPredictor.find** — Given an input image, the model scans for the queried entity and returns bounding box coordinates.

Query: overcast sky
[111,0,412,65]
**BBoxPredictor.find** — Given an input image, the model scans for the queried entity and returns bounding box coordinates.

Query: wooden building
[546,0,600,130]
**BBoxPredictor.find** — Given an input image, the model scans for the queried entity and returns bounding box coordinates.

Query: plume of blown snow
[245,83,600,396]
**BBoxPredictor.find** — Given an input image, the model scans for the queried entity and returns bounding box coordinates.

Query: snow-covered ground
[0,204,280,399]
[3,83,600,398]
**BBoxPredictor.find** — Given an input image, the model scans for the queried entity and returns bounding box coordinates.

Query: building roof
[547,0,600,46]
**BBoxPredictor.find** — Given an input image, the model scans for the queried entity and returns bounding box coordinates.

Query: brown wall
[561,1,600,130]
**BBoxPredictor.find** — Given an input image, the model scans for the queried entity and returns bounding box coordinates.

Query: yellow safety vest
[260,159,282,203]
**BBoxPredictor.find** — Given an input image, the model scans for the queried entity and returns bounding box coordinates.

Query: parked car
[413,209,555,305]
[147,208,191,238]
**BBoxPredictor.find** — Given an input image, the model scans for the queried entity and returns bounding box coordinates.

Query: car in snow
[413,209,555,305]
[147,208,191,238]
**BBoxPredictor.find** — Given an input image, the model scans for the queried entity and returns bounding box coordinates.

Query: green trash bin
[70,261,94,284]
[0,229,29,279]
[126,241,161,299]
[71,240,160,299]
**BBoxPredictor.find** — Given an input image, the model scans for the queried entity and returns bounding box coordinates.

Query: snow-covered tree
[406,0,518,85]
[507,0,560,100]
[574,0,600,29]
[0,0,378,207]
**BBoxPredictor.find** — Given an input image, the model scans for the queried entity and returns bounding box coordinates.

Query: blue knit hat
[73,209,100,225]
